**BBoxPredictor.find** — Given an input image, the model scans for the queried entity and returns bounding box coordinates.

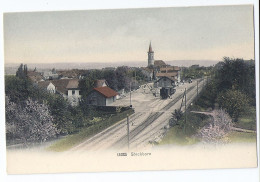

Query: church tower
[147,42,154,66]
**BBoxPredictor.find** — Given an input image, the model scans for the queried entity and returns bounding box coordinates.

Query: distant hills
[5,60,220,75]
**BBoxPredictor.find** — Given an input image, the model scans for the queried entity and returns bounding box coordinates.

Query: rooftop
[156,72,177,77]
[93,86,118,98]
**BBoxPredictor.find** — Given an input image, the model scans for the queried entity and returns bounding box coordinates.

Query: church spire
[148,41,153,53]
[147,41,154,66]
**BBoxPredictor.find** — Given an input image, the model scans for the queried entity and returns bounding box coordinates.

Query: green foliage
[217,89,249,121]
[169,109,183,127]
[181,66,213,80]
[46,95,75,134]
[5,75,34,103]
[5,97,58,144]
[227,131,256,143]
[194,80,218,109]
[16,63,28,79]
[102,70,118,90]
[215,57,255,101]
[160,127,199,145]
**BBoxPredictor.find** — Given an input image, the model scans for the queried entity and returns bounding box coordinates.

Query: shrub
[197,109,233,143]
[5,97,58,144]
[217,89,249,121]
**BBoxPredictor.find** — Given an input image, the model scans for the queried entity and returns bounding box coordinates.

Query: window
[72,90,75,95]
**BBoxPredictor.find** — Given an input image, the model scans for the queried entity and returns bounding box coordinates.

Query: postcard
[2,3,258,178]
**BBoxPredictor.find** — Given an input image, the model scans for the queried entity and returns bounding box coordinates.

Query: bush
[169,109,183,127]
[217,89,249,121]
[5,97,58,144]
[197,109,233,143]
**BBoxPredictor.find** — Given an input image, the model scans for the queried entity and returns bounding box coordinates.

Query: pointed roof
[148,41,154,53]
[94,79,108,88]
[93,86,118,98]
[38,81,52,89]
[154,60,166,67]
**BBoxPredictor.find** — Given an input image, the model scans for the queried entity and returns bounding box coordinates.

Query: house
[154,76,177,88]
[37,79,81,106]
[27,71,44,83]
[57,69,85,79]
[94,79,108,88]
[154,76,176,99]
[43,69,59,80]
[159,66,181,82]
[116,89,125,99]
[190,64,200,69]
[37,81,56,93]
[154,60,167,68]
[86,86,118,106]
[156,72,178,81]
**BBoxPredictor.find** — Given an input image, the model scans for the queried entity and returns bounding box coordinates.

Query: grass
[235,107,256,130]
[48,109,134,152]
[159,127,199,146]
[227,131,256,143]
[227,106,257,143]
[159,106,257,146]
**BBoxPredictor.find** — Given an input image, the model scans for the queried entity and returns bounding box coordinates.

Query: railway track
[112,79,203,149]
[71,112,145,151]
[72,78,204,151]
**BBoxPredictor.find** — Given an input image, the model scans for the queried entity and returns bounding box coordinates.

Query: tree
[215,57,255,99]
[197,109,233,143]
[46,95,75,134]
[5,75,51,103]
[16,63,28,79]
[169,109,183,127]
[217,89,249,121]
[115,66,131,91]
[5,75,32,103]
[5,97,58,144]
[102,70,118,90]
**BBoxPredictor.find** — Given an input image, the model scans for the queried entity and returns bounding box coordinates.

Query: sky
[4,5,255,64]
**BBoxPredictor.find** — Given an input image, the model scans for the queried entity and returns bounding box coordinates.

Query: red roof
[93,86,118,98]
[154,60,166,67]
[156,72,177,77]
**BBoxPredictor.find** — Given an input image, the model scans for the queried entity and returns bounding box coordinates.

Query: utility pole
[197,80,198,98]
[184,88,187,133]
[127,114,130,150]
[130,82,132,107]
[135,70,137,89]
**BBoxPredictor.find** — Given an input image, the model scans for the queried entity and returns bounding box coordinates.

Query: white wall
[46,83,56,93]
[68,89,80,97]
[106,96,115,106]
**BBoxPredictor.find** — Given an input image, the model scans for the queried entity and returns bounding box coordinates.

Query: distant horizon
[5,59,221,65]
[4,60,221,75]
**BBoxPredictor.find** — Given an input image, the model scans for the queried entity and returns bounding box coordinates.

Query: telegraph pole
[127,114,130,150]
[184,88,187,133]
[197,80,198,98]
[129,82,132,107]
[135,70,137,88]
